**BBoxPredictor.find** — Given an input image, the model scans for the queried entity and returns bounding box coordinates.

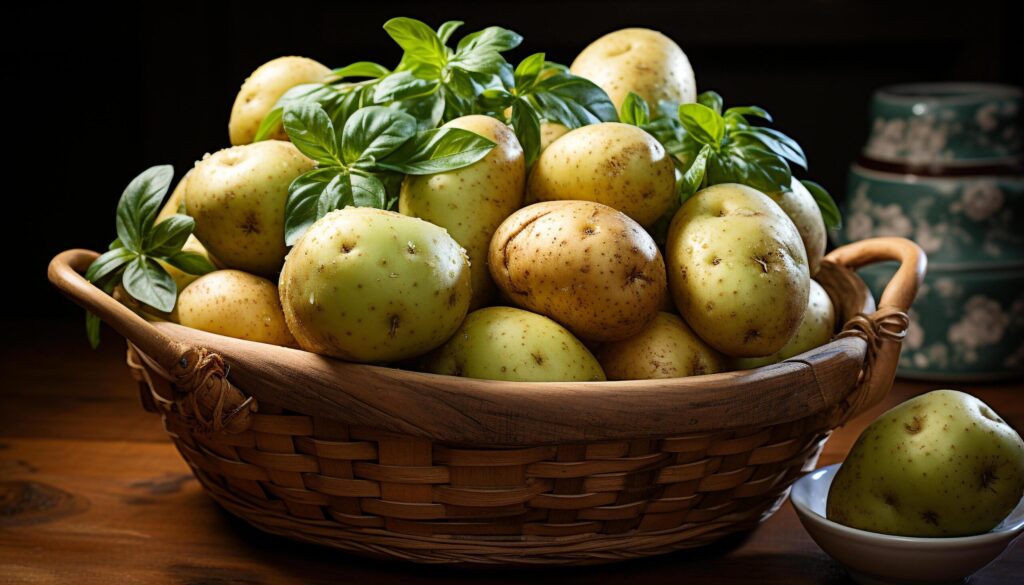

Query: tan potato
[186,140,314,277]
[596,312,723,380]
[570,28,696,113]
[423,306,605,382]
[177,270,295,347]
[229,56,332,145]
[666,183,809,357]
[766,179,827,275]
[490,200,666,342]
[540,122,569,151]
[400,115,525,309]
[731,280,836,369]
[527,123,676,227]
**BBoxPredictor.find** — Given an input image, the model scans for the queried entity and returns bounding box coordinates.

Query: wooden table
[2,320,1021,584]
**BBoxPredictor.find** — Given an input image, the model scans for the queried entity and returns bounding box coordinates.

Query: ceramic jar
[839,83,1023,381]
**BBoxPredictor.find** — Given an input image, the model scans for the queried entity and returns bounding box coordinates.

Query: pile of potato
[133,26,837,383]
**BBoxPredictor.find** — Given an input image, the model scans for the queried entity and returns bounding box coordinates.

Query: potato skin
[177,270,296,347]
[186,140,314,277]
[666,183,809,357]
[400,115,525,309]
[229,56,331,145]
[539,122,569,152]
[527,123,676,227]
[596,312,723,380]
[570,28,696,113]
[490,200,666,342]
[730,279,836,369]
[279,208,472,363]
[766,179,827,275]
[423,306,605,382]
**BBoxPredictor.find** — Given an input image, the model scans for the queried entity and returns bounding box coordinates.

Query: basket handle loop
[824,237,927,419]
[48,249,256,433]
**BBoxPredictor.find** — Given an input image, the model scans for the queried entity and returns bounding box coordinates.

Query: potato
[490,200,666,342]
[730,280,835,369]
[228,56,332,145]
[595,312,723,380]
[400,115,525,309]
[540,122,569,151]
[570,28,696,114]
[666,183,809,357]
[423,306,605,382]
[186,140,314,277]
[766,179,827,275]
[279,208,471,363]
[527,123,676,227]
[177,270,295,347]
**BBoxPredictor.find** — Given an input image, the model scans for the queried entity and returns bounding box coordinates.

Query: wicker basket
[48,237,924,565]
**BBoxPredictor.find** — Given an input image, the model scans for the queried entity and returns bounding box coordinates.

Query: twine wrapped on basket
[48,236,925,565]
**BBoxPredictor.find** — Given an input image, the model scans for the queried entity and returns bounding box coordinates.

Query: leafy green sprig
[282,102,497,244]
[84,166,216,347]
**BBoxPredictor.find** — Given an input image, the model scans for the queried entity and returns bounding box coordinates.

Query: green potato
[570,28,697,114]
[279,208,472,363]
[490,200,666,343]
[730,279,835,369]
[827,389,1024,537]
[228,56,331,145]
[177,270,296,347]
[527,123,676,227]
[400,115,525,309]
[766,178,827,275]
[186,140,314,277]
[595,312,723,380]
[423,306,605,382]
[666,183,809,357]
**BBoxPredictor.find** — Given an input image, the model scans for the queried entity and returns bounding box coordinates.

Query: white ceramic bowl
[791,464,1024,585]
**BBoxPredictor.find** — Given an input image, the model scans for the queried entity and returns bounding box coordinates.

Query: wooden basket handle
[47,249,256,433]
[824,237,927,419]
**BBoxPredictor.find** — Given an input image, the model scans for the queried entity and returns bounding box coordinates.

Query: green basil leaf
[743,126,808,169]
[163,250,217,276]
[455,26,523,54]
[85,246,135,284]
[657,99,681,120]
[122,256,177,313]
[86,311,102,349]
[285,168,343,245]
[478,88,515,115]
[282,103,341,166]
[677,103,725,146]
[621,92,650,127]
[341,106,417,165]
[511,99,542,168]
[710,145,791,194]
[351,172,387,208]
[446,67,478,98]
[374,71,440,102]
[449,47,506,76]
[383,17,447,68]
[145,214,194,257]
[533,73,618,127]
[437,21,464,44]
[376,127,496,174]
[441,85,474,121]
[115,165,174,253]
[109,238,124,250]
[514,53,546,94]
[543,61,569,75]
[329,61,391,81]
[801,179,842,229]
[253,107,283,142]
[680,144,713,202]
[390,92,445,130]
[317,172,353,218]
[697,91,724,114]
[725,105,772,122]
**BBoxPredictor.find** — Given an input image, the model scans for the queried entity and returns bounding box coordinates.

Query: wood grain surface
[1,320,1020,584]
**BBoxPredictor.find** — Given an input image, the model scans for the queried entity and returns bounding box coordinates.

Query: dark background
[12,0,1020,324]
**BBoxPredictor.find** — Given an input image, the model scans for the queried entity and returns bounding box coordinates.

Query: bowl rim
[792,463,1024,547]
[874,82,1023,107]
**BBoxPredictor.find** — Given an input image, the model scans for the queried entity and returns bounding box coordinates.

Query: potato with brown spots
[731,280,836,369]
[228,56,332,145]
[423,306,605,382]
[279,208,471,363]
[177,270,295,346]
[766,178,827,275]
[570,28,696,114]
[539,122,569,151]
[666,183,809,357]
[490,200,666,342]
[595,312,723,380]
[400,115,525,309]
[186,140,314,277]
[527,123,676,227]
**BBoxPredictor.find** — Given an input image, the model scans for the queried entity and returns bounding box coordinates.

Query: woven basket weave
[48,237,925,565]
